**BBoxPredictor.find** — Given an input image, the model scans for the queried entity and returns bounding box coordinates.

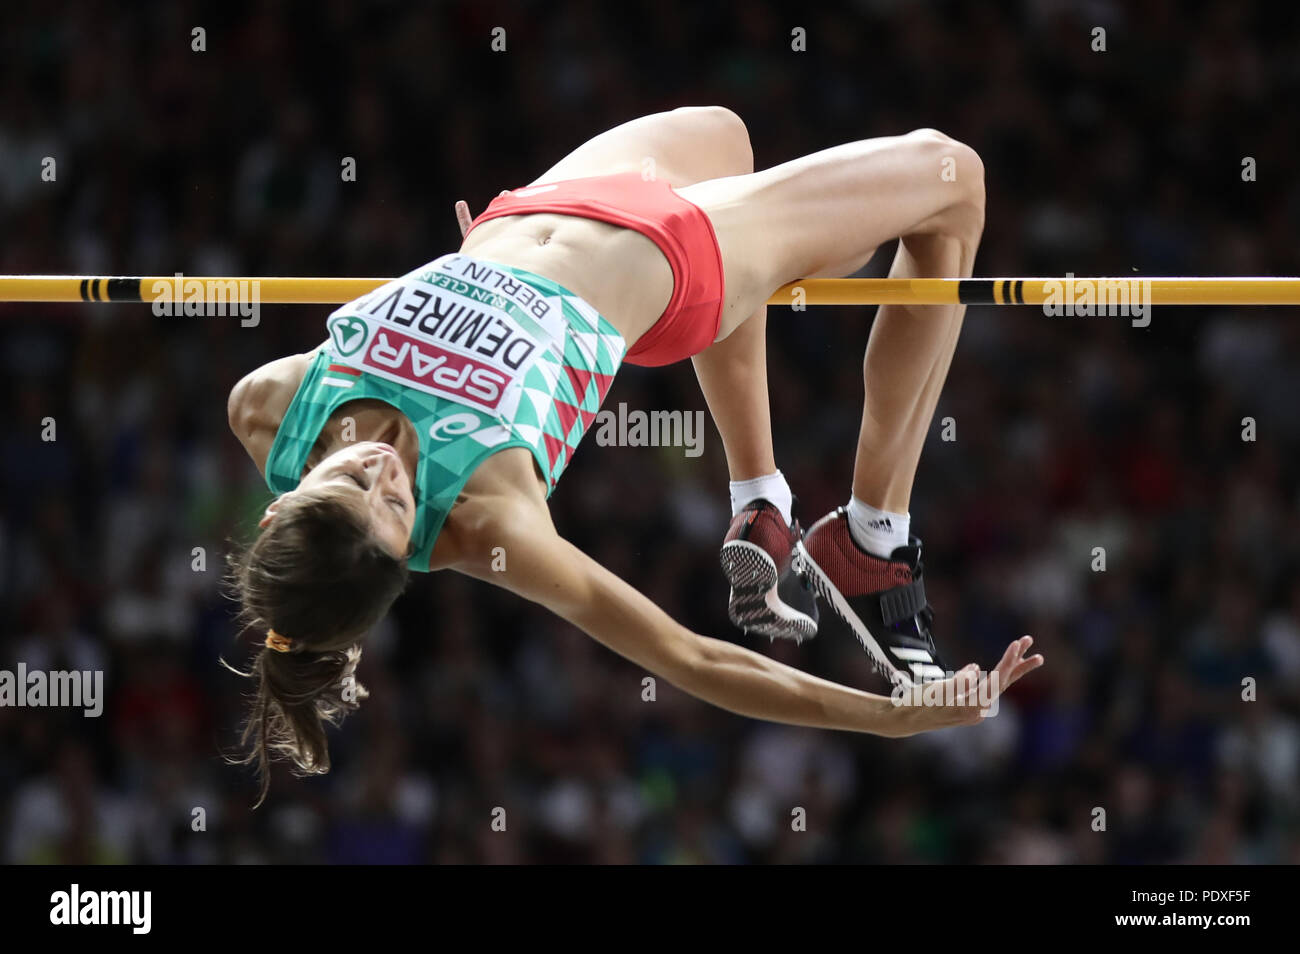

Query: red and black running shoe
[794,507,948,686]
[720,500,819,642]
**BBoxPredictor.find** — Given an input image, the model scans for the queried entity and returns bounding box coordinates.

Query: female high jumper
[226,107,1043,797]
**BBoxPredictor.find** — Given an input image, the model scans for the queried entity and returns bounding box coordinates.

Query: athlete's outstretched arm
[449,494,1042,738]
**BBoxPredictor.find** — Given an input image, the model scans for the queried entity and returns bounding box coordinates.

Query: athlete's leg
[679,128,984,520]
[854,231,974,513]
[524,107,778,489]
[691,310,775,481]
[678,129,985,682]
[526,106,752,189]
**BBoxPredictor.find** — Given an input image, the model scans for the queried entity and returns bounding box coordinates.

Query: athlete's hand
[455,191,511,238]
[884,635,1043,737]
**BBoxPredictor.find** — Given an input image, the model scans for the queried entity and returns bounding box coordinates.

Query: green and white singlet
[265,253,627,571]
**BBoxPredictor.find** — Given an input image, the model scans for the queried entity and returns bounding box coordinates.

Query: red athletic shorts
[464,172,724,367]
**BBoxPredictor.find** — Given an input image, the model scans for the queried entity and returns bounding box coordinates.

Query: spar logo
[329,315,370,356]
[363,326,511,411]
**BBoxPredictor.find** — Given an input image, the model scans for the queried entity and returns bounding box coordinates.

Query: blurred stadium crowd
[2,0,1299,863]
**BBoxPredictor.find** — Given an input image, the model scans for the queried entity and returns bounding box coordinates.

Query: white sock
[729,471,793,525]
[845,495,910,557]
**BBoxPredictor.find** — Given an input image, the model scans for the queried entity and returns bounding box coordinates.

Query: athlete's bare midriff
[458,213,674,346]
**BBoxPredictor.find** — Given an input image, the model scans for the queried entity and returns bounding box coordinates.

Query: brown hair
[223,486,410,805]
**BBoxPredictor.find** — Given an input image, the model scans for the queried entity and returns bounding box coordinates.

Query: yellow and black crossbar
[2,275,1300,306]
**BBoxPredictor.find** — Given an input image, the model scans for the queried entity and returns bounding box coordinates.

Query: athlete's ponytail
[223,487,409,805]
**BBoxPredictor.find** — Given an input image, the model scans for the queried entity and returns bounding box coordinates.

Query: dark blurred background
[2,0,1299,863]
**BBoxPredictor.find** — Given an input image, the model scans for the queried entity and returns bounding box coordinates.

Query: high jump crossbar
[1,276,1300,306]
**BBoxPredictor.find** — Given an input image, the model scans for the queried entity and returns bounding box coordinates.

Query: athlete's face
[263,442,417,560]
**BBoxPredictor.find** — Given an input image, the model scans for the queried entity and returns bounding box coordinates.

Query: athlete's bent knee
[905,128,983,185]
[905,128,985,235]
[674,105,754,175]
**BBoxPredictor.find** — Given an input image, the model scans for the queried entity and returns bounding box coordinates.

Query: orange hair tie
[265,629,293,653]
